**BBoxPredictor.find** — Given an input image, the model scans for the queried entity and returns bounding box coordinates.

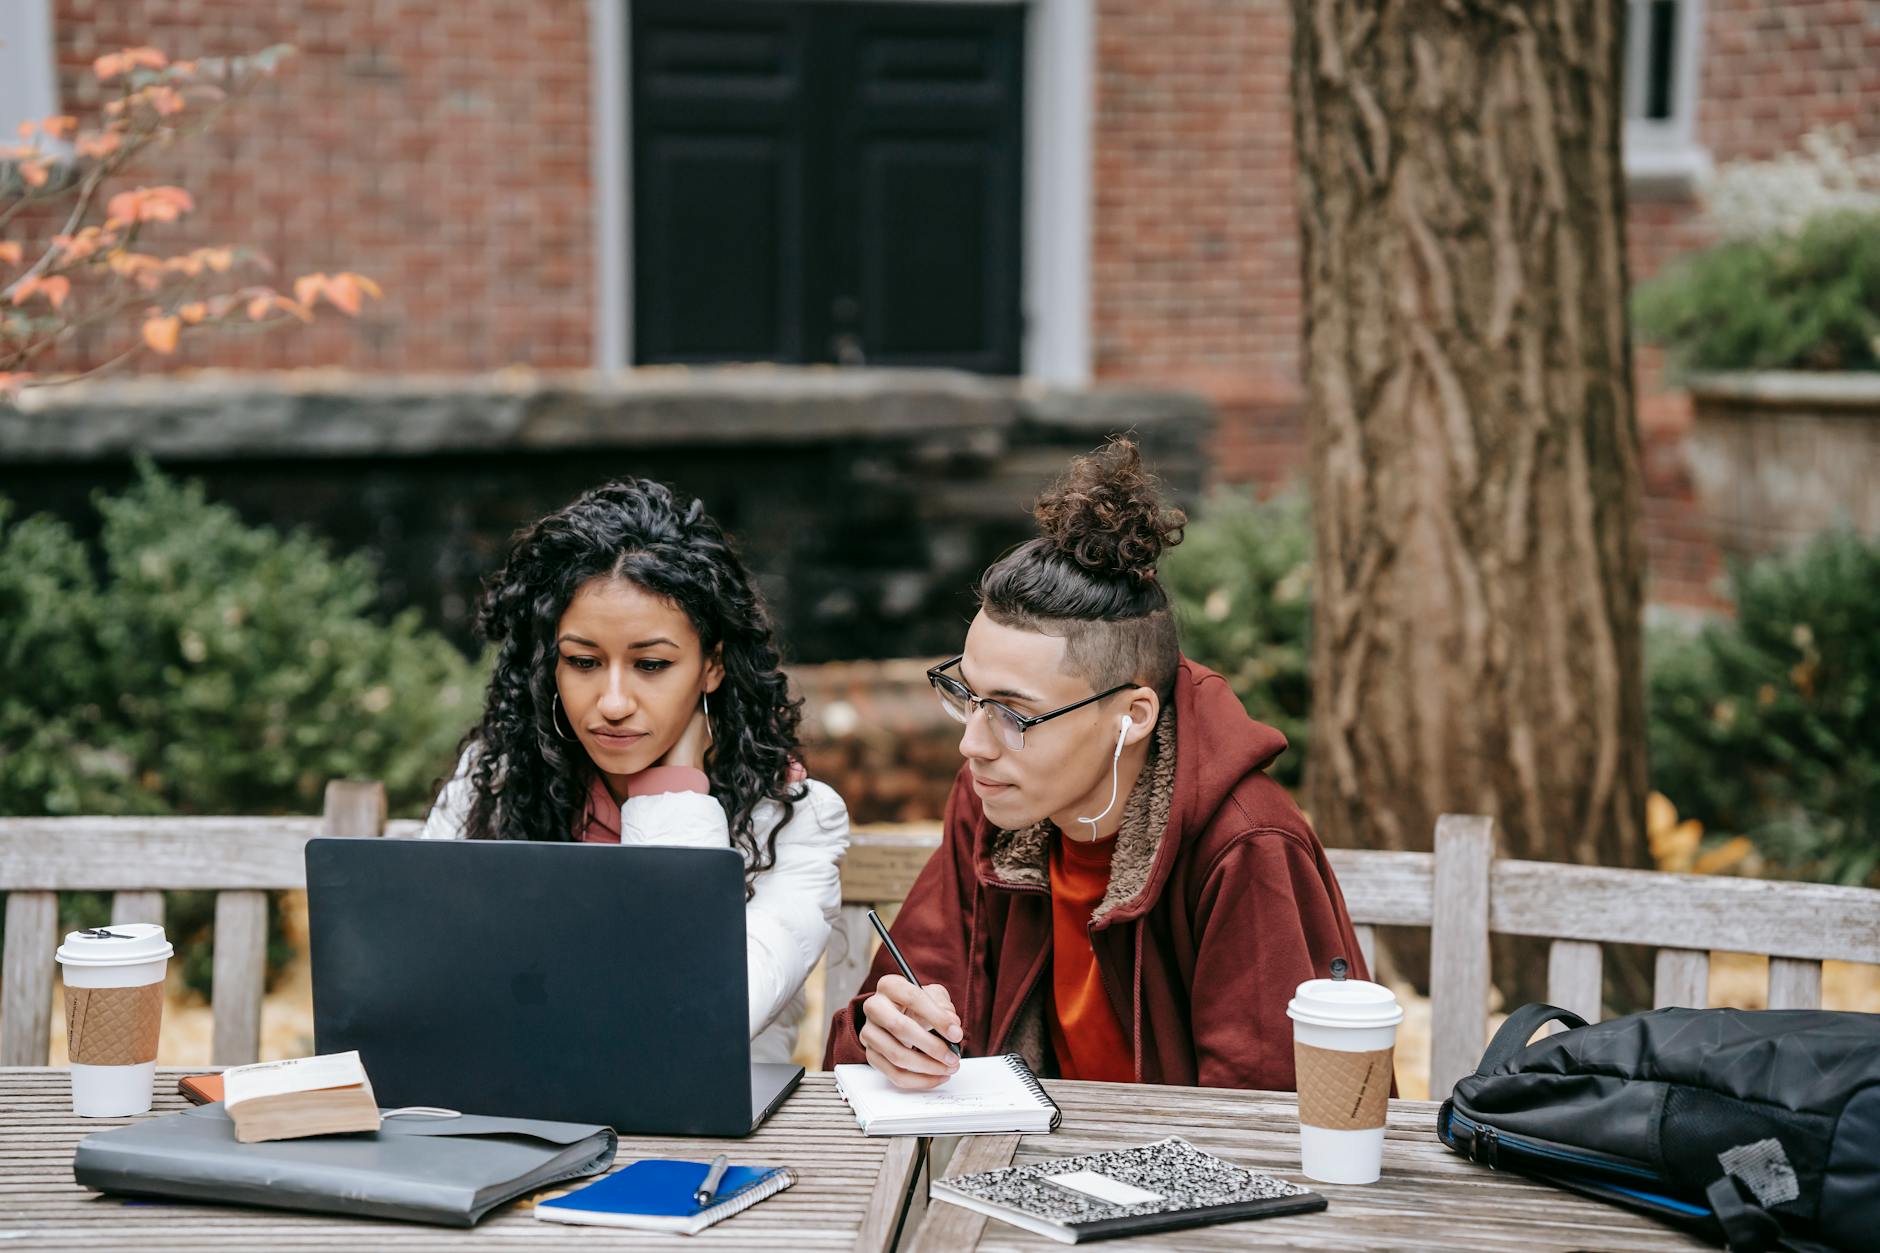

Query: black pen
[693,1153,729,1207]
[866,908,964,1057]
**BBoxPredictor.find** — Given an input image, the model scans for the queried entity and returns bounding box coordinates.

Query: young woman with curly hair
[421,479,849,1064]
[826,437,1369,1093]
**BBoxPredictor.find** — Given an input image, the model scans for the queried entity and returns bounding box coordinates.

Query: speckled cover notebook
[930,1136,1326,1244]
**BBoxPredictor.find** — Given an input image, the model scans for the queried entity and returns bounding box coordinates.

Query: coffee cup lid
[1288,960,1403,1029]
[56,923,173,967]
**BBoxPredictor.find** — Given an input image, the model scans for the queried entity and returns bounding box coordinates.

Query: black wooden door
[631,0,1023,374]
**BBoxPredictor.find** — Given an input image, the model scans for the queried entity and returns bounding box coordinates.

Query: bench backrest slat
[9,802,1873,1092]
[1,893,58,1067]
[1488,859,1879,963]
[0,781,390,1067]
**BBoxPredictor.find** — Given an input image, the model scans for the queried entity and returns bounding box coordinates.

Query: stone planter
[1685,371,1880,565]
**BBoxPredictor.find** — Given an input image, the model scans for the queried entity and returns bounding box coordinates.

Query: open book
[221,1050,380,1143]
[834,1054,1061,1136]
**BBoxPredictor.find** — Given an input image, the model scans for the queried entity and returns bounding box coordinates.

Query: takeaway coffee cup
[56,924,173,1117]
[1287,956,1403,1184]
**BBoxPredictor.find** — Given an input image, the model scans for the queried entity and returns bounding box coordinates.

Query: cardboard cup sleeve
[1295,1041,1393,1131]
[65,983,164,1067]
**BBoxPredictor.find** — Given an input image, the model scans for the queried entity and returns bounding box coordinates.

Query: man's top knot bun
[1033,437,1186,587]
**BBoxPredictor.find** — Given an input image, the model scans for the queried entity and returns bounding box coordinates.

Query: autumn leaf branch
[0,45,381,401]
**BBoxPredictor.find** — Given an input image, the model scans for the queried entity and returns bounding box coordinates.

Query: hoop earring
[551,693,578,742]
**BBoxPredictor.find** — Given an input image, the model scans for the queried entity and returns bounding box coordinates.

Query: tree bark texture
[1292,1,1648,988]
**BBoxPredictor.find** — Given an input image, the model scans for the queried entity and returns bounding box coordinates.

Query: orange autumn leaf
[293,272,382,317]
[142,314,181,354]
[323,273,363,315]
[19,161,51,189]
[146,86,186,117]
[0,242,21,266]
[246,292,312,323]
[1692,835,1756,877]
[42,115,79,141]
[51,227,114,262]
[293,273,325,309]
[75,131,122,160]
[178,301,208,324]
[95,46,167,81]
[10,275,71,309]
[107,251,163,281]
[105,186,195,228]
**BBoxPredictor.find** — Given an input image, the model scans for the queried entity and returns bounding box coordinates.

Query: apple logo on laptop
[511,969,548,1005]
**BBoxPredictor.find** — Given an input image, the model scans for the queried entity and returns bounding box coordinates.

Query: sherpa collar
[984,702,1179,925]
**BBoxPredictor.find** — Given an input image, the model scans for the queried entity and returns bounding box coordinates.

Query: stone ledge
[0,366,1214,462]
[1687,371,1880,413]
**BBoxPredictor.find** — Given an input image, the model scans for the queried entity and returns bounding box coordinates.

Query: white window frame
[589,0,1092,383]
[1622,0,1711,191]
[0,0,60,147]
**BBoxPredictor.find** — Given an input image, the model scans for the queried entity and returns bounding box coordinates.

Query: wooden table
[905,1080,1712,1251]
[0,1068,921,1251]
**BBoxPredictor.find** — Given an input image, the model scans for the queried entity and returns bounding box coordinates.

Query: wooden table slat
[907,1078,1711,1252]
[0,1069,919,1252]
[0,1069,1716,1250]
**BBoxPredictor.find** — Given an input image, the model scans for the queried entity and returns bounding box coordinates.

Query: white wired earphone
[1075,714,1135,839]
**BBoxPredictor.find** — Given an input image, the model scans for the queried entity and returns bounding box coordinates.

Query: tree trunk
[1292,1,1648,1005]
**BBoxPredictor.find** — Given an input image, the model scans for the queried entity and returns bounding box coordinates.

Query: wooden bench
[825,814,1880,1102]
[1426,815,1880,1097]
[0,783,392,1067]
[0,794,937,1068]
[9,803,1877,1099]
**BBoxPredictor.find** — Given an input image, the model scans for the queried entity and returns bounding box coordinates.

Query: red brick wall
[1090,0,1306,489]
[47,0,593,373]
[36,2,1878,606]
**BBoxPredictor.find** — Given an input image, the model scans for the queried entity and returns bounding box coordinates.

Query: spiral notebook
[834,1054,1061,1135]
[931,1136,1325,1244]
[534,1159,795,1234]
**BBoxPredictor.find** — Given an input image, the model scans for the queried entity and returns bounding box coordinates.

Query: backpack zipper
[1444,1107,1661,1181]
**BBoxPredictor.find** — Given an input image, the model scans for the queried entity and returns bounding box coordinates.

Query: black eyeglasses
[926,655,1133,751]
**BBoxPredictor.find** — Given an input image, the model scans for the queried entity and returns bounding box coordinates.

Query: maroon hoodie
[825,657,1372,1090]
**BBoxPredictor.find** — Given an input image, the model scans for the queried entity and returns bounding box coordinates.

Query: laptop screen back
[307,838,752,1134]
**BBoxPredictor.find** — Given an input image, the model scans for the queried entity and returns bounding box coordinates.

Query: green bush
[1162,488,1313,789]
[1648,530,1880,885]
[1632,209,1880,373]
[0,463,486,993]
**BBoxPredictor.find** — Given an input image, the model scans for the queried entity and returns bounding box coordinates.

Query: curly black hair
[453,479,804,888]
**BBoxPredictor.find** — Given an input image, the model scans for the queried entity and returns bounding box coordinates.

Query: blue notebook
[534,1158,796,1233]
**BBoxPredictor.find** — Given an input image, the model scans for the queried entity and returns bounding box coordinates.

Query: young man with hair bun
[826,438,1370,1092]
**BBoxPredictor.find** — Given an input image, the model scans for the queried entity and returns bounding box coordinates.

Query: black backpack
[1437,1003,1880,1252]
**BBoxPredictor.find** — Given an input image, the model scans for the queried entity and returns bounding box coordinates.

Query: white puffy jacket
[419,750,850,1064]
